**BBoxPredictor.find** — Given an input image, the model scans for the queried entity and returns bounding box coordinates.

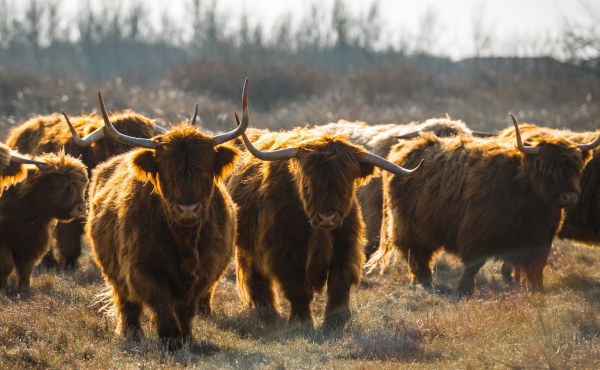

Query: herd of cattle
[0,78,599,348]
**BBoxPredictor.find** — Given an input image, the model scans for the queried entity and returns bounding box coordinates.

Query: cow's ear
[214,144,240,181]
[580,148,593,165]
[131,149,158,184]
[358,161,376,179]
[0,161,27,192]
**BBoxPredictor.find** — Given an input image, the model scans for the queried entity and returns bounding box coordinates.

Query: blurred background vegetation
[0,0,599,138]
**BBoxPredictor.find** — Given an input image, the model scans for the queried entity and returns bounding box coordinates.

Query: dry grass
[0,238,599,369]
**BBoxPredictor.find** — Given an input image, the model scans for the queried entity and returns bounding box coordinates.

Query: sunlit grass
[1,238,599,369]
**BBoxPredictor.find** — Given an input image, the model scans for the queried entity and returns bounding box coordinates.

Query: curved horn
[153,124,168,134]
[359,153,423,177]
[190,103,199,126]
[62,111,105,147]
[510,113,540,155]
[9,153,46,169]
[234,112,299,161]
[576,132,600,151]
[98,91,157,149]
[471,130,496,137]
[394,131,420,139]
[213,78,249,145]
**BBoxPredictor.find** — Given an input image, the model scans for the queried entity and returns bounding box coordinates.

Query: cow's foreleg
[54,220,84,270]
[238,250,278,315]
[197,285,215,315]
[129,268,182,349]
[174,299,198,344]
[519,247,550,293]
[456,258,486,296]
[115,295,143,337]
[324,222,364,330]
[14,258,36,288]
[0,248,14,287]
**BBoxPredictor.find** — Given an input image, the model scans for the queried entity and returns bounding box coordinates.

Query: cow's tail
[365,242,396,274]
[90,283,117,317]
[235,249,251,306]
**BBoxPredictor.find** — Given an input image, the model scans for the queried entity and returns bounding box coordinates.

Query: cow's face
[131,126,239,226]
[24,152,88,221]
[521,137,591,208]
[293,138,375,230]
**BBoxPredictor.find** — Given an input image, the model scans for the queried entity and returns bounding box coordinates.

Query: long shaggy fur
[496,124,600,283]
[319,118,473,257]
[6,111,158,268]
[86,124,238,348]
[0,151,88,287]
[228,127,373,328]
[367,132,591,294]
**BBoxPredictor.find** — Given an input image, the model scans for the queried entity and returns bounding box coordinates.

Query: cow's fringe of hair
[90,283,118,317]
[235,249,251,306]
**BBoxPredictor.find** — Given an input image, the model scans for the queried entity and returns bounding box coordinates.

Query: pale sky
[11,0,595,60]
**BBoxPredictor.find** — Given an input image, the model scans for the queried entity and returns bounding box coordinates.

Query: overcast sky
[12,0,595,60]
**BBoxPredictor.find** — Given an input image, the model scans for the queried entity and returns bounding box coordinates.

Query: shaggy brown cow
[319,118,494,257]
[6,111,164,269]
[367,114,598,295]
[493,123,600,284]
[87,82,247,348]
[0,142,43,193]
[0,151,88,288]
[229,118,423,329]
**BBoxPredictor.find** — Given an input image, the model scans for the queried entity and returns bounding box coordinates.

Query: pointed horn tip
[242,80,248,109]
[234,112,240,127]
[412,159,424,174]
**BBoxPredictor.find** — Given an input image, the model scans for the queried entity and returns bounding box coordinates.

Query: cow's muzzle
[70,203,87,217]
[556,192,578,207]
[311,212,342,229]
[171,203,202,221]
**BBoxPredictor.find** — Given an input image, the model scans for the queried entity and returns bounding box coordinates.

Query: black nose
[559,192,578,206]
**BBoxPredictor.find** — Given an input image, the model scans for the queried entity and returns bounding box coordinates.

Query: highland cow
[368,115,598,295]
[228,118,423,329]
[494,123,600,284]
[0,151,88,288]
[86,82,247,348]
[6,110,165,269]
[319,118,494,257]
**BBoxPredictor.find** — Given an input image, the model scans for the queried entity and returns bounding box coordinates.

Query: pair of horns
[394,130,496,140]
[511,113,600,154]
[62,104,200,148]
[8,153,46,169]
[96,79,249,149]
[234,109,423,178]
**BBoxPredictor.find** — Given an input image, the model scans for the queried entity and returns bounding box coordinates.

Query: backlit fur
[6,111,158,268]
[367,132,590,294]
[0,143,27,195]
[319,118,473,257]
[0,151,88,288]
[86,124,239,348]
[228,127,375,328]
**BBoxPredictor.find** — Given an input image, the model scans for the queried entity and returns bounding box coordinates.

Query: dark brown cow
[87,82,247,348]
[228,116,423,329]
[0,151,88,288]
[367,115,598,295]
[319,119,495,258]
[494,123,600,284]
[6,111,163,269]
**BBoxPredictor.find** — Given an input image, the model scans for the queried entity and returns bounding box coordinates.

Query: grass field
[1,237,599,369]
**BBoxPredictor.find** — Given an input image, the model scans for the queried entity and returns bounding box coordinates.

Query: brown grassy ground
[1,238,599,369]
